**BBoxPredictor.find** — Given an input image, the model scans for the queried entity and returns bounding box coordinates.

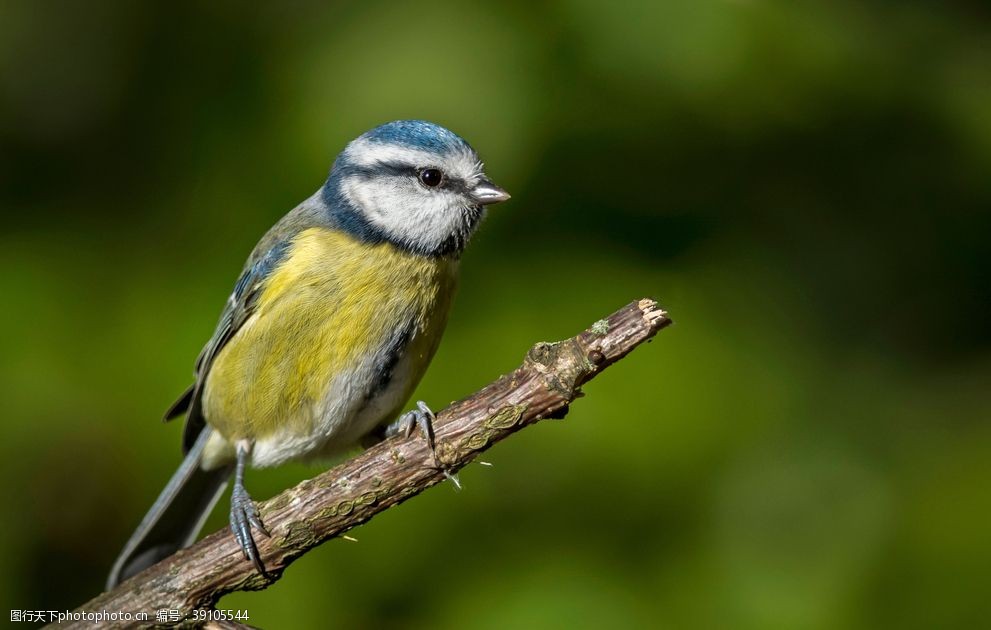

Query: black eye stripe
[346,161,417,178]
[343,160,470,193]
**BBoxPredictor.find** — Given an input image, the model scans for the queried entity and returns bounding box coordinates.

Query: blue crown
[361,120,473,155]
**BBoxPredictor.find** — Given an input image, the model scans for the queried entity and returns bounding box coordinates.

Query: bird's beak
[470,179,511,205]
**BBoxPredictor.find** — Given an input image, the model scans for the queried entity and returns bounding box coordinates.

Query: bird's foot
[230,442,270,576]
[386,401,437,451]
[385,401,461,490]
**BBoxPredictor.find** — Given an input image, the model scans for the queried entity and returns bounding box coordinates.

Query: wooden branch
[68,298,671,628]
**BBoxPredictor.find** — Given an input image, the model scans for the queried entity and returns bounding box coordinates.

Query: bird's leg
[383,401,461,490]
[229,439,269,576]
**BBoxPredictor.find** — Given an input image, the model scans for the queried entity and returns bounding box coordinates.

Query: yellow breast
[201,227,458,449]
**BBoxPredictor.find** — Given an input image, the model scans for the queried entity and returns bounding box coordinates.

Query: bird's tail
[106,428,232,590]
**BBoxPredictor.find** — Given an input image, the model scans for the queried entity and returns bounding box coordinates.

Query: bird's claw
[399,401,437,450]
[230,483,269,576]
[387,401,461,487]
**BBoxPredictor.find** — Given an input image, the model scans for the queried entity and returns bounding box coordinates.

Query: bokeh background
[2,1,989,627]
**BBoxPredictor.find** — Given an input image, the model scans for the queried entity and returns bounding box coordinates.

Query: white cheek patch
[342,174,402,220]
[342,175,467,252]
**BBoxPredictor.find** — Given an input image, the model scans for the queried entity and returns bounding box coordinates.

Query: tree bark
[65,298,671,628]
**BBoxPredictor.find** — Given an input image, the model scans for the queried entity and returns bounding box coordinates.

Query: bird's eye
[418,168,444,188]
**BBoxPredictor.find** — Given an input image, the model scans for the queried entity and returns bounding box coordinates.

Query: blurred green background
[2,0,989,627]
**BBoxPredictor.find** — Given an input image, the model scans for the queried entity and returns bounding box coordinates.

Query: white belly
[249,342,419,468]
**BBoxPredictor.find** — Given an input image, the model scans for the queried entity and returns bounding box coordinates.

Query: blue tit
[107,120,510,588]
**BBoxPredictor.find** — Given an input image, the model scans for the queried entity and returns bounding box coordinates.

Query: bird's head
[323,120,510,257]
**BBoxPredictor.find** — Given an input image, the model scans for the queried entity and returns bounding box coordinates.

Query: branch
[69,298,671,627]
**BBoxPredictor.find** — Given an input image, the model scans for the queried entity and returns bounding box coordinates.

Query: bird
[107,120,510,589]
